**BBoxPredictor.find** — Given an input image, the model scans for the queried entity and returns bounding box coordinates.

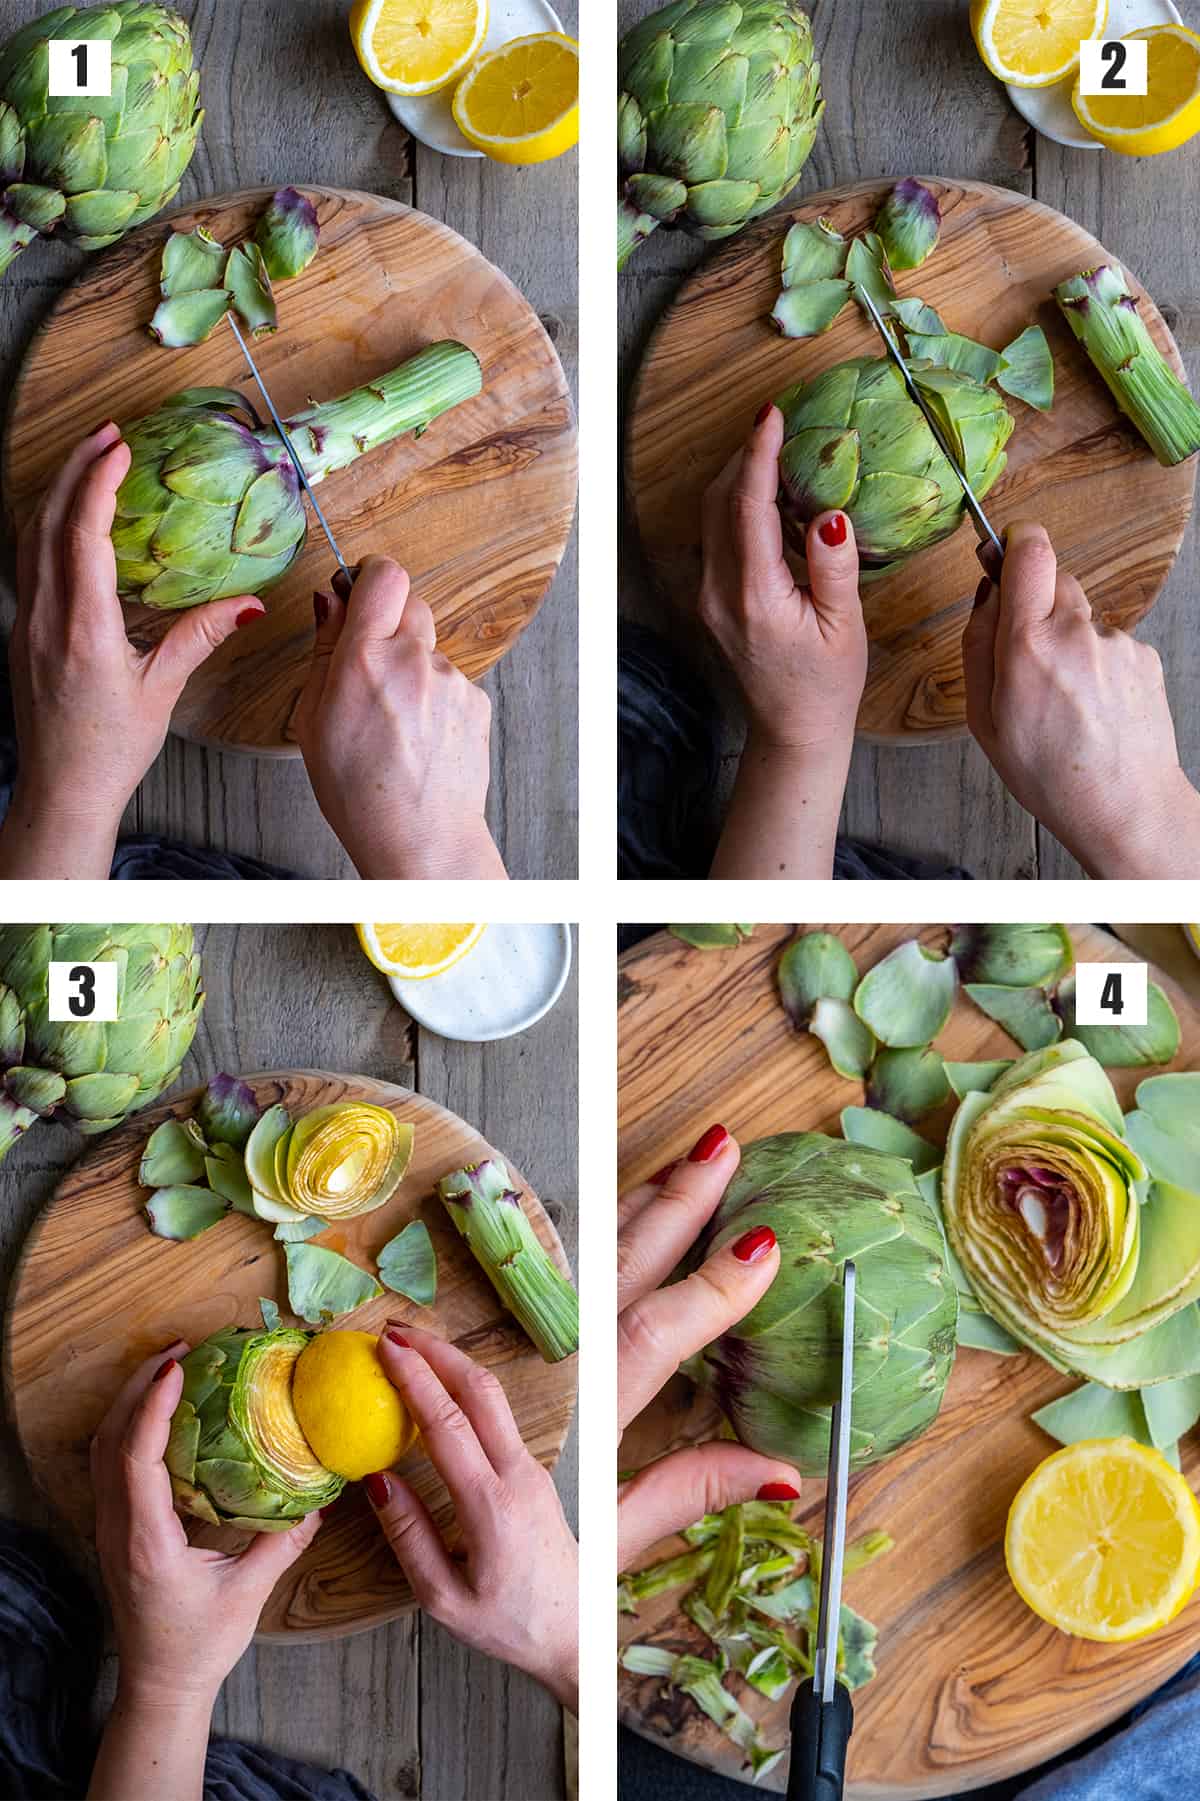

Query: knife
[226,313,353,589]
[787,1261,856,1801]
[857,286,1005,577]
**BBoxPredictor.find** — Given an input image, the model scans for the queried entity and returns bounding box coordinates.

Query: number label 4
[1075,962,1149,1028]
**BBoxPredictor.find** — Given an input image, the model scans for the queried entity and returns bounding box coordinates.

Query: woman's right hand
[295,556,508,881]
[617,1126,801,1573]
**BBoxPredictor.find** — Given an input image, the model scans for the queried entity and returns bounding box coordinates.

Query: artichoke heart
[286,1103,413,1220]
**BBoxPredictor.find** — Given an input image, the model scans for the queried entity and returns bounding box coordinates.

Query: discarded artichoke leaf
[259,1298,281,1331]
[839,1105,940,1174]
[274,1215,326,1242]
[224,242,277,338]
[377,1219,438,1307]
[197,1072,260,1149]
[703,1501,745,1620]
[854,940,957,1047]
[161,224,225,298]
[771,278,850,339]
[742,1644,792,1700]
[866,1046,949,1123]
[1032,1382,1154,1448]
[957,1309,1022,1355]
[204,1150,256,1216]
[778,931,858,1027]
[906,332,1003,385]
[997,325,1054,412]
[874,178,940,272]
[284,1243,382,1324]
[620,1644,677,1675]
[149,288,233,347]
[810,997,876,1080]
[1055,972,1181,1068]
[838,1602,880,1690]
[255,186,320,281]
[437,1157,578,1361]
[845,231,896,317]
[1141,1372,1200,1450]
[669,924,753,949]
[671,1654,785,1779]
[140,1117,206,1187]
[781,217,848,285]
[950,924,1074,989]
[619,1547,714,1609]
[964,982,1062,1051]
[1135,1072,1200,1139]
[945,1059,1014,1098]
[146,1185,228,1240]
[892,295,947,336]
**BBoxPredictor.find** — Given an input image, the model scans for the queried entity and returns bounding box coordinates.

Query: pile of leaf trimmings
[150,187,320,348]
[619,1499,893,1781]
[771,178,1054,415]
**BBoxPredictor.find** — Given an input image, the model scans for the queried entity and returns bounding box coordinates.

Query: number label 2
[1078,38,1149,98]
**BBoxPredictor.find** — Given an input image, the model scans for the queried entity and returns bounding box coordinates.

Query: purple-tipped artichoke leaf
[197,1071,260,1148]
[874,179,940,272]
[255,185,319,281]
[950,924,1074,989]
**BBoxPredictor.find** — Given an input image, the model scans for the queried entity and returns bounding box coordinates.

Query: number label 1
[1074,962,1148,1028]
[46,38,112,98]
[47,960,120,1023]
[1078,38,1149,97]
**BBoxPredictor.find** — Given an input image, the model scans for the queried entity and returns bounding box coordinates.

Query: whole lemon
[293,1330,418,1481]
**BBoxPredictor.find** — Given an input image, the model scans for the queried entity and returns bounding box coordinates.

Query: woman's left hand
[366,1324,579,1714]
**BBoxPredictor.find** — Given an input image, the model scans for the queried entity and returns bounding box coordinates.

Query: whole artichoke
[0,923,201,1161]
[776,357,1013,570]
[685,1133,958,1475]
[114,340,482,609]
[617,0,823,270]
[167,1326,345,1532]
[0,4,202,278]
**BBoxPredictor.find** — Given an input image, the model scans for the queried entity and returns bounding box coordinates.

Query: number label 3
[47,961,120,1023]
[1078,38,1150,97]
[1075,962,1149,1028]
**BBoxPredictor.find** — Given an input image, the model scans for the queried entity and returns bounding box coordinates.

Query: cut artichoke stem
[1054,265,1200,467]
[436,1157,579,1362]
[287,342,484,485]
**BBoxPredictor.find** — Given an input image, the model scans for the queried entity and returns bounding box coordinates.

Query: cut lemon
[293,1330,420,1481]
[349,0,488,97]
[356,922,485,980]
[451,32,579,165]
[971,0,1107,88]
[1074,24,1200,157]
[1006,1437,1200,1642]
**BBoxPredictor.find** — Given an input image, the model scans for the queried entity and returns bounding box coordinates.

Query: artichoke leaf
[1141,1371,1200,1449]
[777,931,858,1027]
[284,1242,382,1324]
[245,1103,295,1211]
[781,218,848,286]
[377,1219,438,1307]
[145,1184,228,1240]
[160,223,224,297]
[874,179,940,272]
[853,940,957,1047]
[149,288,232,347]
[811,998,876,1080]
[906,333,1003,386]
[771,278,850,339]
[1032,1381,1154,1447]
[866,1047,949,1123]
[997,325,1055,412]
[224,241,277,339]
[669,924,753,949]
[197,1072,259,1149]
[945,1059,1014,1098]
[950,924,1074,989]
[964,983,1061,1051]
[255,186,320,281]
[259,1298,281,1331]
[957,1309,1022,1355]
[204,1151,255,1216]
[1055,973,1181,1068]
[892,296,947,336]
[840,1106,940,1174]
[274,1215,325,1242]
[845,231,895,317]
[140,1116,206,1187]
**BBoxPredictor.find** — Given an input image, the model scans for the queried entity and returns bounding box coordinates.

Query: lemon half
[1073,24,1200,156]
[293,1330,419,1481]
[971,0,1108,88]
[350,0,488,97]
[356,922,485,980]
[1006,1436,1200,1642]
[452,32,579,165]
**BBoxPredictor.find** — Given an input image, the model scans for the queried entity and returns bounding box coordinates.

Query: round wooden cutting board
[2,187,577,755]
[618,925,1200,1797]
[4,1070,577,1642]
[626,179,1196,743]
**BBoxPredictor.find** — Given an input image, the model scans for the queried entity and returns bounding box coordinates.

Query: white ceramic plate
[386,0,565,158]
[388,924,572,1041]
[1005,0,1182,150]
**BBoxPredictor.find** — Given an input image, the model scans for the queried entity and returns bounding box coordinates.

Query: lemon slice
[356,922,485,980]
[1074,24,1200,156]
[451,32,579,165]
[349,0,488,97]
[1006,1437,1200,1642]
[971,0,1107,88]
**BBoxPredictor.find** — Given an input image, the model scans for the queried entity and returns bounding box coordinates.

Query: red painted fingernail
[688,1125,730,1163]
[385,1329,411,1349]
[93,419,115,435]
[364,1471,391,1508]
[313,590,329,627]
[755,401,773,427]
[818,512,848,547]
[756,1482,800,1501]
[236,607,263,629]
[152,1357,177,1383]
[732,1225,776,1263]
[649,1162,676,1186]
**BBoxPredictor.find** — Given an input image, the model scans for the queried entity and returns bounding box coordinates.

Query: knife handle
[786,1681,854,1801]
[974,538,1004,585]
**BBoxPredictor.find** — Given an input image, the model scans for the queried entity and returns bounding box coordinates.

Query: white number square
[47,960,119,1022]
[1074,961,1147,1027]
[1078,38,1149,97]
[47,39,112,98]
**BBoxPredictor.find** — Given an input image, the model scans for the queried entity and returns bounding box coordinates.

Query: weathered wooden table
[618,0,1200,879]
[0,924,579,1801]
[0,0,578,879]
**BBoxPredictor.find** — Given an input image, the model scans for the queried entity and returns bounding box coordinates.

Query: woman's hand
[295,559,507,880]
[88,1343,322,1801]
[962,520,1200,878]
[699,405,867,878]
[617,1126,801,1573]
[1,424,264,880]
[365,1324,578,1713]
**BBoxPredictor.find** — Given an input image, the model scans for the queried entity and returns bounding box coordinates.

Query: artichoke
[0,3,202,278]
[166,1326,345,1531]
[244,1100,414,1224]
[437,1157,579,1362]
[0,923,201,1163]
[776,357,1013,569]
[685,1133,958,1475]
[942,1042,1200,1389]
[617,0,823,270]
[113,340,482,609]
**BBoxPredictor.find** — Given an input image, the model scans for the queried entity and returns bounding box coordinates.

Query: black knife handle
[786,1681,854,1801]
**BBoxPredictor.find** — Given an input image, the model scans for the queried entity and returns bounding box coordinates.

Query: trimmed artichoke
[0,923,201,1162]
[685,1133,958,1475]
[114,340,483,609]
[167,1326,344,1531]
[776,357,1013,569]
[244,1100,413,1224]
[0,3,202,278]
[942,1042,1200,1389]
[617,0,823,270]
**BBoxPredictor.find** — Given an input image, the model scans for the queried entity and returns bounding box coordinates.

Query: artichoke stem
[436,1158,579,1362]
[282,341,484,485]
[0,1091,40,1163]
[1055,265,1200,468]
[617,195,658,271]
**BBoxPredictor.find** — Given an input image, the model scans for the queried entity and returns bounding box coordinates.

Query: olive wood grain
[626,179,1196,744]
[2,186,577,756]
[5,1068,576,1642]
[618,924,1200,1796]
